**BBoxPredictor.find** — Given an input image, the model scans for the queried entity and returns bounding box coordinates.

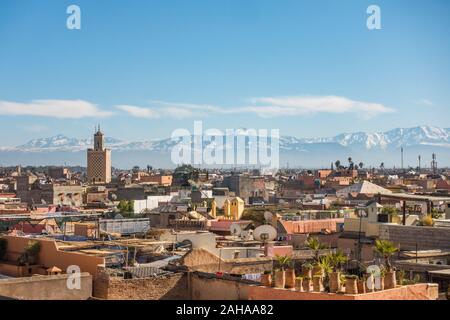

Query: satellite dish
[230,223,243,237]
[264,211,273,222]
[254,225,277,242]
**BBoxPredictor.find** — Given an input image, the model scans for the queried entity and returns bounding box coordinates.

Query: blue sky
[0,0,449,145]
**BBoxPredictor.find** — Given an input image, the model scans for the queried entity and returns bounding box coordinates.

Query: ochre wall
[2,236,105,278]
[190,273,250,300]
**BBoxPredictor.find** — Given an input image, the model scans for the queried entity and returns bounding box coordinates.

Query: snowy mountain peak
[11,125,450,152]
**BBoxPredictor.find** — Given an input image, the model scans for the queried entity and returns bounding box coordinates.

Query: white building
[133,195,175,213]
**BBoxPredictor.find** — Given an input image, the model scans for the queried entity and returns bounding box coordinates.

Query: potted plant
[377,267,386,291]
[345,275,359,294]
[374,239,398,289]
[328,250,348,293]
[274,255,291,289]
[357,277,366,294]
[313,274,323,292]
[275,255,294,289]
[301,262,313,278]
[305,237,327,265]
[295,276,304,291]
[260,270,272,287]
[339,273,347,292]
[317,255,333,292]
[366,271,375,292]
[397,269,406,286]
[273,268,285,288]
[285,267,296,289]
[302,277,311,292]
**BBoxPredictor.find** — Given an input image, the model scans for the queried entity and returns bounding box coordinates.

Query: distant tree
[359,162,364,169]
[118,200,134,213]
[335,160,341,170]
[380,162,385,170]
[348,157,354,170]
[381,206,398,216]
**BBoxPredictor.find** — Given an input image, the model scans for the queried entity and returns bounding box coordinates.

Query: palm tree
[380,162,385,171]
[328,250,348,272]
[318,255,333,275]
[335,160,341,170]
[359,162,364,169]
[275,255,292,271]
[305,237,327,262]
[374,239,398,271]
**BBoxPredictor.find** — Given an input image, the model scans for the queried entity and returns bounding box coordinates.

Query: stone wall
[93,272,189,300]
[379,225,450,250]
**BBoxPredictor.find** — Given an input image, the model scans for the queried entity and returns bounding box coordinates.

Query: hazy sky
[0,0,449,145]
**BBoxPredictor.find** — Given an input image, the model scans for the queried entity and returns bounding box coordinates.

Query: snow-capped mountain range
[7,126,450,152]
[1,126,449,168]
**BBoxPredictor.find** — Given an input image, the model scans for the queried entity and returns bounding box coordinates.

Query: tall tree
[335,160,341,170]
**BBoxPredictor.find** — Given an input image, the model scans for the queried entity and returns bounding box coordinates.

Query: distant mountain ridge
[1,126,449,168]
[9,125,450,152]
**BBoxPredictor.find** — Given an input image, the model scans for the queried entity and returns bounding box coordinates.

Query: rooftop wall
[2,236,105,279]
[247,283,438,300]
[379,224,450,250]
[0,273,92,300]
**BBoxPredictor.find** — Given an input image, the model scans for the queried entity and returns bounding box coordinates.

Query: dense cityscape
[0,127,449,300]
[1,0,449,309]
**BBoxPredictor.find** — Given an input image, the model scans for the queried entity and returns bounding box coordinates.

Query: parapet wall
[0,273,92,300]
[247,283,439,300]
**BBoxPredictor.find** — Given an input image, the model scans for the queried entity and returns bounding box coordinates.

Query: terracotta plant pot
[365,274,375,292]
[345,278,358,294]
[312,266,323,277]
[329,272,340,293]
[274,270,286,289]
[313,276,323,292]
[295,278,303,292]
[384,271,397,289]
[260,274,272,287]
[357,280,366,294]
[376,276,385,291]
[285,269,295,289]
[302,267,312,279]
[302,279,311,292]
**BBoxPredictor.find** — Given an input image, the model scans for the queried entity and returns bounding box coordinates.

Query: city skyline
[1,0,450,145]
